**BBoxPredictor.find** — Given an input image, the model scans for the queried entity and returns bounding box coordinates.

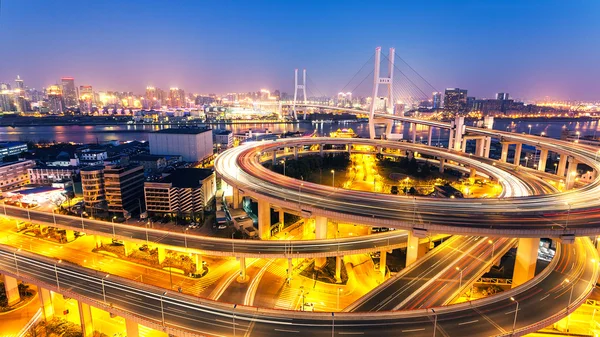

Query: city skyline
[1,0,599,100]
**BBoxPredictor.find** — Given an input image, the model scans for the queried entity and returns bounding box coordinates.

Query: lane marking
[339,332,365,335]
[274,329,299,333]
[539,294,550,301]
[402,328,425,332]
[436,284,447,293]
[458,320,479,326]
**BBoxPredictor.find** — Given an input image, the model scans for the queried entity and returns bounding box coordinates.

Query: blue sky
[0,0,598,100]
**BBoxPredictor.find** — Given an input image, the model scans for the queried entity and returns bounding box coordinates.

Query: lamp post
[281,159,286,176]
[510,297,519,336]
[184,228,189,250]
[81,212,85,231]
[331,170,335,188]
[488,239,495,259]
[111,216,117,238]
[554,163,558,174]
[528,125,532,135]
[576,131,580,140]
[102,274,110,302]
[565,278,575,331]
[52,209,57,225]
[565,202,571,230]
[432,308,437,337]
[160,291,167,326]
[298,183,303,207]
[233,304,237,337]
[55,260,62,289]
[456,267,463,291]
[13,248,20,276]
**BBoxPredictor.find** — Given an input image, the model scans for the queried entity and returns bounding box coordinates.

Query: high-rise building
[169,88,185,108]
[496,92,510,101]
[443,88,468,114]
[81,166,106,213]
[432,92,442,109]
[104,165,145,216]
[61,77,78,107]
[14,76,24,90]
[79,85,93,114]
[46,85,64,114]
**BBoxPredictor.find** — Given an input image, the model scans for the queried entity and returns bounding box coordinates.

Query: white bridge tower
[368,47,395,139]
[292,68,307,120]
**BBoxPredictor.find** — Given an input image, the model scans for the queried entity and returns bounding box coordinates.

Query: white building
[148,128,213,162]
[0,160,35,191]
[214,130,233,149]
[28,166,78,185]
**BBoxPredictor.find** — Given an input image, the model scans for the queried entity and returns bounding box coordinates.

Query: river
[0,119,599,144]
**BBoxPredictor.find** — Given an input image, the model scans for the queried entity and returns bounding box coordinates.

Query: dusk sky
[1,0,599,100]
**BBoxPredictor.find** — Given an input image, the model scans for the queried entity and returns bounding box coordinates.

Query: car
[217,224,227,230]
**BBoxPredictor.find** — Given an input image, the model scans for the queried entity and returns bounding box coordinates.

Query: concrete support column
[191,253,203,274]
[125,320,139,337]
[315,216,328,239]
[427,126,433,146]
[483,137,492,158]
[347,144,352,153]
[279,210,285,226]
[537,148,549,172]
[330,221,339,239]
[320,144,324,157]
[272,151,277,165]
[469,167,477,180]
[157,247,166,264]
[315,216,328,268]
[513,143,523,165]
[78,301,94,337]
[39,287,54,320]
[411,124,417,143]
[238,257,247,282]
[94,235,104,249]
[566,157,578,190]
[335,256,342,283]
[287,258,293,281]
[461,138,467,153]
[379,250,387,278]
[557,155,568,177]
[257,199,271,239]
[232,188,242,209]
[294,146,298,160]
[500,142,509,162]
[475,138,484,156]
[65,230,75,242]
[438,158,445,173]
[3,275,20,306]
[406,232,419,267]
[512,238,540,287]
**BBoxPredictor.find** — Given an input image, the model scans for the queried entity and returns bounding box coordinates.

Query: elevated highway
[0,236,596,337]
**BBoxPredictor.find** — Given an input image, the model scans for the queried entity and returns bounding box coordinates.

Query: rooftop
[0,141,27,149]
[153,128,211,135]
[130,154,166,161]
[159,168,213,188]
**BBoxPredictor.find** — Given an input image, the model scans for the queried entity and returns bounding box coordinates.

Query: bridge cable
[381,52,430,100]
[349,69,374,95]
[395,53,439,93]
[339,53,375,94]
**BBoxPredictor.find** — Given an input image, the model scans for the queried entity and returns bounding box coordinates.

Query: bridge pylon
[368,47,395,139]
[292,68,307,120]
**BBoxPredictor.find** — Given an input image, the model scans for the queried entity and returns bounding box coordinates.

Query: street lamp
[456,266,463,291]
[564,278,575,332]
[13,248,21,276]
[102,274,110,302]
[510,297,519,336]
[565,202,571,230]
[431,308,437,337]
[298,183,304,207]
[554,163,558,174]
[233,303,237,337]
[576,131,580,140]
[111,216,117,238]
[488,239,495,259]
[281,159,286,176]
[528,125,532,134]
[160,291,167,326]
[184,228,189,249]
[331,170,335,188]
[55,260,62,289]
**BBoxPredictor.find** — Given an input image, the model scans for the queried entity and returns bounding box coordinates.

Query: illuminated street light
[112,216,117,238]
[510,297,519,335]
[564,278,575,331]
[432,308,438,337]
[281,159,286,176]
[331,170,335,188]
[554,163,558,174]
[160,291,167,326]
[528,125,532,135]
[102,274,110,302]
[455,266,463,290]
[488,239,495,259]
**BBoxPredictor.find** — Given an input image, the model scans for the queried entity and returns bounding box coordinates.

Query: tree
[409,187,417,195]
[391,186,399,195]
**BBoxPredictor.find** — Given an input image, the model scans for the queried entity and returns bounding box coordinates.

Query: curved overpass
[0,237,596,337]
[216,132,600,237]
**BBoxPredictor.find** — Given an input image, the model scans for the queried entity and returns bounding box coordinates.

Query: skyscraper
[47,85,64,114]
[14,76,24,90]
[432,92,442,109]
[443,88,468,114]
[79,85,94,114]
[169,88,185,108]
[61,77,78,107]
[496,92,509,100]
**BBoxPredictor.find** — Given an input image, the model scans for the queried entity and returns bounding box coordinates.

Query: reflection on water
[1,119,600,144]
